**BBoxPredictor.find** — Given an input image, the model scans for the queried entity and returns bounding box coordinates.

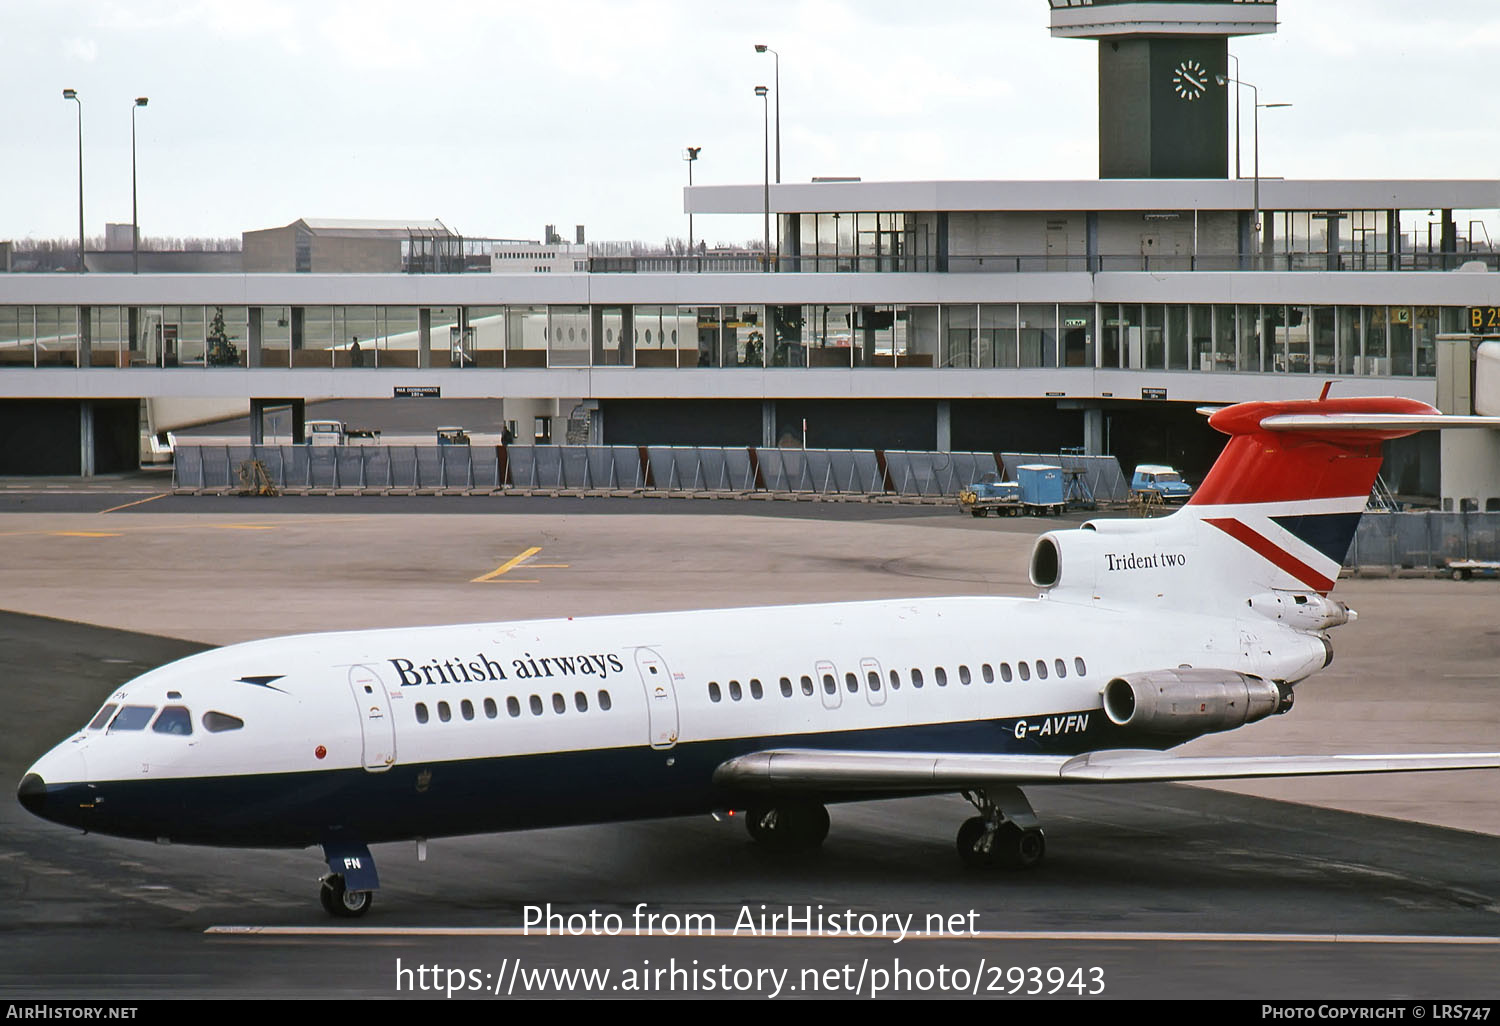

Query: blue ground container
[1018,464,1065,512]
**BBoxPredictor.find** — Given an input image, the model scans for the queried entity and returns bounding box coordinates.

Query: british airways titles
[389,651,627,687]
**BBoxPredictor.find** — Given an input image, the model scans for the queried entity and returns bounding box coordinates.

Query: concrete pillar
[79,400,94,476]
[78,306,92,367]
[936,400,951,453]
[250,398,307,446]
[418,308,432,369]
[620,306,634,366]
[762,400,776,447]
[1083,407,1105,455]
[247,307,263,368]
[290,307,304,351]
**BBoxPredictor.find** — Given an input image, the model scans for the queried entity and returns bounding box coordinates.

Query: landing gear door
[349,665,396,772]
[635,647,679,750]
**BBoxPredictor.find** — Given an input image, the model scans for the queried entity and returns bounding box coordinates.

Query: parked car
[1131,464,1193,504]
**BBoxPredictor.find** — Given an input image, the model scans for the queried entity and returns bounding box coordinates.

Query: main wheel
[994,822,1046,870]
[955,816,996,870]
[746,802,830,851]
[971,509,986,518]
[320,873,373,918]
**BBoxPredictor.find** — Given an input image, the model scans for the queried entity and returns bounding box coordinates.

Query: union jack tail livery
[1183,395,1441,595]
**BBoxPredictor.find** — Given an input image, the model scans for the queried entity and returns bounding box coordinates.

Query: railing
[173,444,1017,498]
[1344,512,1500,571]
[591,251,1500,274]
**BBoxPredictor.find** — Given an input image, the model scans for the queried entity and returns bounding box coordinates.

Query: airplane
[17,392,1500,918]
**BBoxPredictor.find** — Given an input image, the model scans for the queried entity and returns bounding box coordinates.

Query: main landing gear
[956,786,1045,871]
[744,800,831,852]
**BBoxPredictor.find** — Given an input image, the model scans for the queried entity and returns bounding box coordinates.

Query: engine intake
[1102,669,1293,736]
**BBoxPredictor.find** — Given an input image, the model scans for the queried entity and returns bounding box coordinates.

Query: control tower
[1049,0,1278,179]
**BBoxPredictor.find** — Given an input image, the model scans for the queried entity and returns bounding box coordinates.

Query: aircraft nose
[17,772,46,816]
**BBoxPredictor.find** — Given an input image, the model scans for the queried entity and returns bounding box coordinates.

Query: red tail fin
[1189,396,1437,508]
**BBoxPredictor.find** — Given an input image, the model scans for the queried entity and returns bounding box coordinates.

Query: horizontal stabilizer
[1261,413,1500,433]
[714,748,1500,792]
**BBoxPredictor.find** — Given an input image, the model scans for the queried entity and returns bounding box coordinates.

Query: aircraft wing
[713,748,1500,792]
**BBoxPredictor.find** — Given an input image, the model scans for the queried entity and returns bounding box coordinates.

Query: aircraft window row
[415,690,613,724]
[707,657,1091,704]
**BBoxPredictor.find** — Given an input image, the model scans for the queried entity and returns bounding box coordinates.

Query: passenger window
[822,673,836,695]
[597,690,612,711]
[1055,658,1067,679]
[709,682,722,703]
[868,670,880,692]
[202,711,245,733]
[1075,657,1087,676]
[911,668,924,689]
[87,703,118,730]
[780,677,793,698]
[415,703,430,724]
[750,679,763,700]
[1035,660,1048,680]
[507,696,521,717]
[108,705,156,732]
[552,693,566,714]
[889,669,901,690]
[1018,662,1031,682]
[801,675,814,696]
[438,701,452,722]
[575,691,588,712]
[729,680,743,701]
[529,695,544,716]
[845,672,858,693]
[484,697,497,719]
[982,664,994,684]
[935,667,948,687]
[152,706,192,735]
[959,665,971,686]
[1000,663,1013,682]
[461,699,474,721]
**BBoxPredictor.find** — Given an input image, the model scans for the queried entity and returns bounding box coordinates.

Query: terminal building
[1,0,1497,504]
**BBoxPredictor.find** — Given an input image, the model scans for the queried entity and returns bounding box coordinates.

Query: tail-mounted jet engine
[1102,668,1294,736]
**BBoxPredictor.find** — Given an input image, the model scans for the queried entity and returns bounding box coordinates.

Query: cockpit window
[108,705,157,732]
[152,706,193,735]
[87,703,118,730]
[202,711,245,733]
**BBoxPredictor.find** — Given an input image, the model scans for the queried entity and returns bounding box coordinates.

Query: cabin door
[635,647,680,750]
[348,664,397,772]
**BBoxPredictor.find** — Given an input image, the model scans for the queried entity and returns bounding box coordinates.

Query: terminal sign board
[1141,387,1168,400]
[1469,307,1500,334]
[394,386,441,398]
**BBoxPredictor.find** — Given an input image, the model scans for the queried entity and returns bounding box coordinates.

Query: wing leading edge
[714,748,1500,792]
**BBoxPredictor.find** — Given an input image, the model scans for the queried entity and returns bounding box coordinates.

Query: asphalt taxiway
[2,497,1498,999]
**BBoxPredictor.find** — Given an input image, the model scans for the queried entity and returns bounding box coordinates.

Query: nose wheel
[319,873,374,918]
[957,787,1045,871]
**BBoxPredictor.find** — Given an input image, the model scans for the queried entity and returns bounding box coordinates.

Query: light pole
[683,146,700,263]
[1216,75,1289,268]
[1227,53,1241,179]
[753,44,780,183]
[755,85,770,272]
[62,89,84,273]
[131,97,148,274]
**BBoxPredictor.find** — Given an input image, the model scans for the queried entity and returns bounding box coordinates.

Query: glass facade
[0,302,1456,378]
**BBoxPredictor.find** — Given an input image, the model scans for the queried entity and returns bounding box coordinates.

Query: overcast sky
[6,0,1499,247]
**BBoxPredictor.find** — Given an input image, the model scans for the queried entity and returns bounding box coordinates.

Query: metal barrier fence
[1344,512,1500,571]
[173,444,1012,498]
